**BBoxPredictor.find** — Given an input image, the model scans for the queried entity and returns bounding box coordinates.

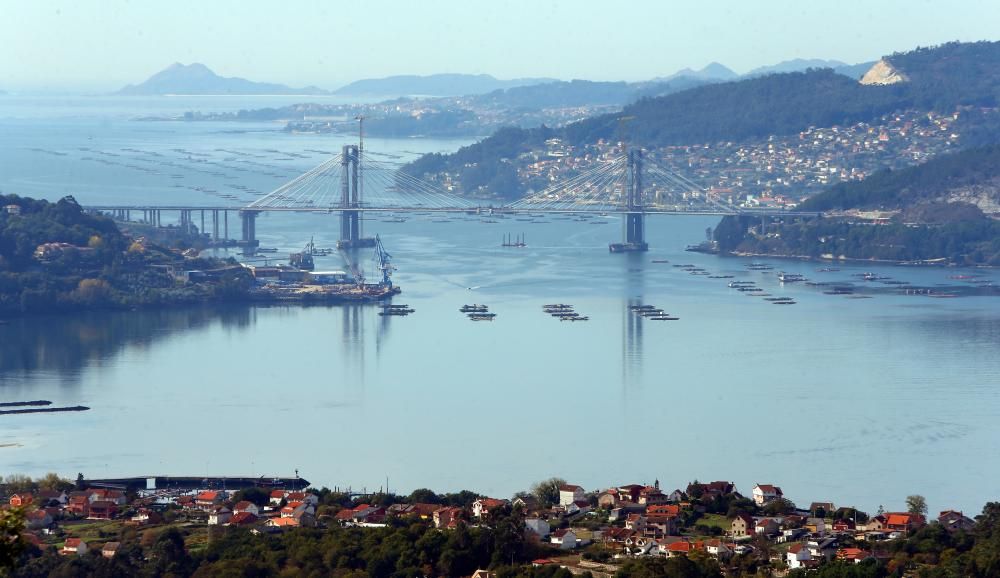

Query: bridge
[85,143,820,255]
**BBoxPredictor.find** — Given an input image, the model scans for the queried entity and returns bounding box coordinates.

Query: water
[2,96,1000,516]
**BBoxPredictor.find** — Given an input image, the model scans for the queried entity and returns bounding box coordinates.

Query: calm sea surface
[1,96,999,514]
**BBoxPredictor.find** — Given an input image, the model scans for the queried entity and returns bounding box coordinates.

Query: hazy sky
[2,0,999,91]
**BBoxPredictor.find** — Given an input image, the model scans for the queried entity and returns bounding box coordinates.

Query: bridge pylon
[337,144,376,250]
[610,149,649,253]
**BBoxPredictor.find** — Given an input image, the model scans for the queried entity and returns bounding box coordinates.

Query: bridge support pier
[336,144,375,250]
[239,210,260,256]
[610,150,649,253]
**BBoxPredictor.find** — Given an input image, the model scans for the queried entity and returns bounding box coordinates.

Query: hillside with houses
[2,473,998,577]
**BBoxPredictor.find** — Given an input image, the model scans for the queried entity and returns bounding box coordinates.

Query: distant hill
[466,76,716,110]
[333,74,556,97]
[654,62,738,83]
[116,63,329,96]
[745,58,848,77]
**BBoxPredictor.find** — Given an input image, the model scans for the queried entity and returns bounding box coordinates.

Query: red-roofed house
[472,498,507,519]
[233,501,260,516]
[269,490,288,506]
[208,507,232,526]
[752,484,783,506]
[646,504,680,517]
[837,548,874,564]
[195,491,225,510]
[88,489,127,506]
[227,512,258,526]
[884,513,925,535]
[25,510,53,530]
[267,517,300,528]
[433,506,462,529]
[66,495,90,516]
[102,542,120,558]
[88,501,117,520]
[8,493,33,507]
[787,543,812,569]
[61,538,88,556]
[664,539,703,558]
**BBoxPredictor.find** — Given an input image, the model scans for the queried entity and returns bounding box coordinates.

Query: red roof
[886,513,913,526]
[270,490,286,498]
[196,491,220,501]
[647,504,680,516]
[229,512,258,525]
[65,538,83,547]
[755,484,782,494]
[559,484,582,492]
[233,501,256,511]
[838,547,869,561]
[789,543,805,554]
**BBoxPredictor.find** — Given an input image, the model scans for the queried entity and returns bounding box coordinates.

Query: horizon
[2,0,1000,92]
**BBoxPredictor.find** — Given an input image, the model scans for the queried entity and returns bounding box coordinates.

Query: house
[731,513,754,538]
[598,489,621,509]
[208,507,232,526]
[472,498,507,519]
[805,517,827,536]
[102,542,120,558]
[550,528,578,549]
[938,510,975,532]
[37,490,68,506]
[512,495,540,512]
[664,539,704,558]
[269,489,288,506]
[66,495,90,516]
[433,506,462,529]
[864,515,886,532]
[558,484,585,506]
[837,547,874,564]
[228,512,258,526]
[754,517,779,536]
[704,539,733,560]
[644,515,679,538]
[624,534,656,556]
[88,489,127,506]
[524,517,550,539]
[25,510,53,530]
[810,502,836,516]
[129,509,163,526]
[638,484,669,506]
[883,512,925,535]
[88,501,117,520]
[808,537,839,561]
[751,484,783,506]
[62,538,88,556]
[566,500,591,516]
[195,491,225,510]
[832,519,857,533]
[646,504,680,517]
[470,571,496,578]
[666,489,686,503]
[267,517,300,529]
[285,492,319,507]
[786,543,812,569]
[688,481,736,499]
[233,501,260,516]
[625,513,646,533]
[8,493,33,507]
[4,204,21,216]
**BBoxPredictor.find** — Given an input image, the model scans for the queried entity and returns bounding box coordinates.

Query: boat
[777,272,805,283]
[468,312,497,321]
[257,247,279,253]
[628,304,658,311]
[560,315,589,321]
[651,259,670,263]
[772,300,797,305]
[647,315,679,320]
[543,304,573,309]
[460,304,489,313]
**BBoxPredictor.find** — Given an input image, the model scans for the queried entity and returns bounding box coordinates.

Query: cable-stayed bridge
[86,144,820,254]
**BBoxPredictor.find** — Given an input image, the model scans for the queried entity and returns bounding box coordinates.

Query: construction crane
[372,235,394,288]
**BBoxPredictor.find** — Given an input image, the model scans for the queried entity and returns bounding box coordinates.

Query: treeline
[714,214,1000,265]
[801,144,1000,212]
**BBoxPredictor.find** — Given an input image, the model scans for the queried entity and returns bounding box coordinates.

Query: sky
[2,0,1000,92]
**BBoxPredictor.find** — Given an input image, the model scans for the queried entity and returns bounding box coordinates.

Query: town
[1,472,989,576]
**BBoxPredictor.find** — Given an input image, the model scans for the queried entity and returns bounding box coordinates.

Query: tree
[231,486,270,507]
[907,495,929,517]
[0,507,26,571]
[37,473,72,492]
[764,497,796,516]
[530,478,567,507]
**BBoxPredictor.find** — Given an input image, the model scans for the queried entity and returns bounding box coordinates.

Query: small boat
[628,305,658,311]
[460,304,489,313]
[647,315,679,321]
[777,272,805,283]
[560,315,589,321]
[543,304,572,309]
[468,312,497,321]
[651,259,670,263]
[772,301,797,305]
[257,247,279,253]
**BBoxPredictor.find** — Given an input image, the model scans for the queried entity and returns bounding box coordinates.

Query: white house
[752,484,783,506]
[559,484,585,506]
[550,528,578,549]
[208,507,232,526]
[62,538,88,556]
[233,501,261,517]
[525,517,550,539]
[787,543,812,569]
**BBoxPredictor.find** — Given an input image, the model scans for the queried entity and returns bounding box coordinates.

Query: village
[1,474,978,575]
